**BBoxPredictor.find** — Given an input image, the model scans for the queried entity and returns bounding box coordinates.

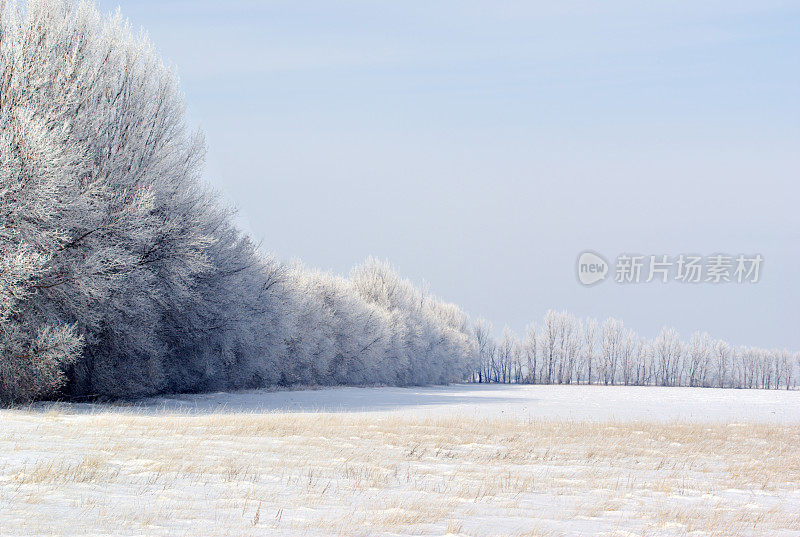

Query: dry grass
[1,410,799,536]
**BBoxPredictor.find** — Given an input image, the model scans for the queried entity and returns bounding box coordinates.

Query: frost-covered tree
[350,258,476,386]
[7,0,314,400]
[1,1,482,403]
[652,327,683,387]
[712,340,732,388]
[473,319,495,383]
[686,332,713,387]
[634,339,653,386]
[579,318,596,384]
[600,318,625,385]
[522,322,538,383]
[618,329,639,386]
[539,310,561,384]
[495,327,516,383]
[556,313,581,385]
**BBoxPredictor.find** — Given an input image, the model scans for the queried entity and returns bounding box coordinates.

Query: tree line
[471,311,799,390]
[0,1,795,403]
[0,0,476,403]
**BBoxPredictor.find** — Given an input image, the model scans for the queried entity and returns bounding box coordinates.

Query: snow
[48,383,800,424]
[3,385,800,537]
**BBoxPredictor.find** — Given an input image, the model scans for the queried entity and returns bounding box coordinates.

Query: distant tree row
[0,0,476,403]
[471,311,799,390]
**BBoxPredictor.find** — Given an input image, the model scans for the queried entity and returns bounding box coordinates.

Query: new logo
[577,251,609,286]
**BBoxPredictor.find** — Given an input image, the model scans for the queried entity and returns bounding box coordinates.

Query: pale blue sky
[99,0,800,348]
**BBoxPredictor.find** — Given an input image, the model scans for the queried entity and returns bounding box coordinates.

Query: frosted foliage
[0,1,480,403]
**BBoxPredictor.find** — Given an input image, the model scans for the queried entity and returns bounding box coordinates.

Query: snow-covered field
[126,383,800,423]
[2,385,799,536]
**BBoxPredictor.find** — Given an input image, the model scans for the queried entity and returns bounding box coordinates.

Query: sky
[98,0,800,349]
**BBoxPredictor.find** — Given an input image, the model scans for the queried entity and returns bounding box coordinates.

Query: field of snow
[2,385,800,536]
[131,383,800,423]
